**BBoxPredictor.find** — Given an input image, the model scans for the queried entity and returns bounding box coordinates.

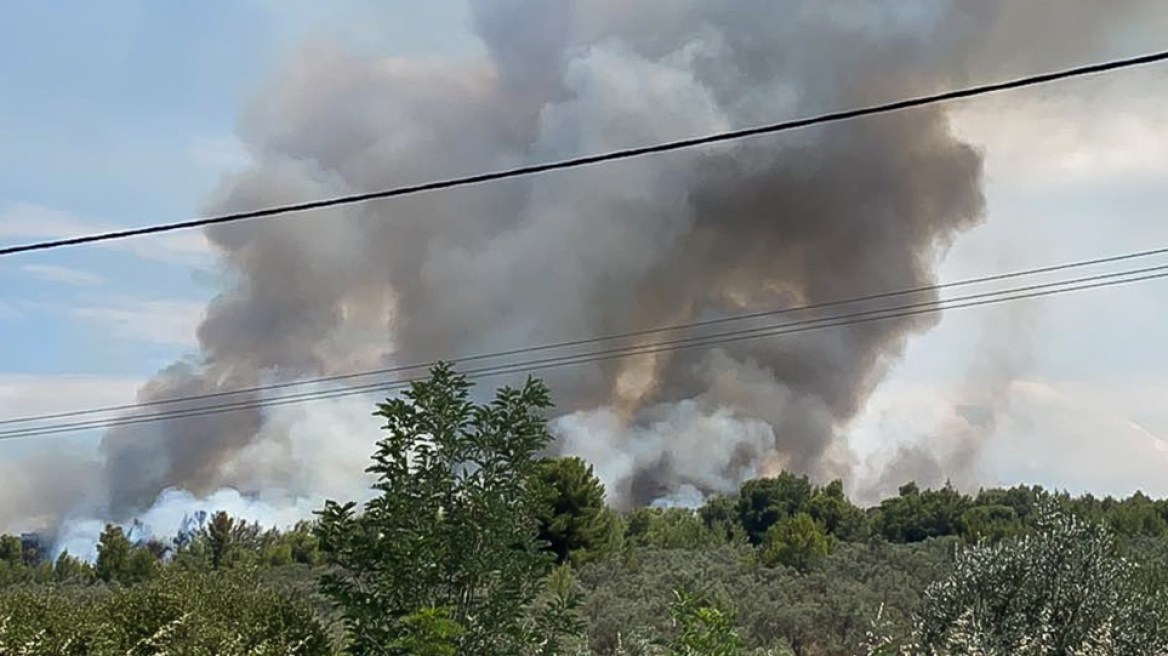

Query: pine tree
[95,524,132,584]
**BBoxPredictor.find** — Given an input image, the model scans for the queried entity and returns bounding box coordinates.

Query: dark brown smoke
[91,0,1168,516]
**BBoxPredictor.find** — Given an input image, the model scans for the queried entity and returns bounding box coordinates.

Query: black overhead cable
[3,263,1167,441]
[3,243,1167,429]
[2,49,1167,258]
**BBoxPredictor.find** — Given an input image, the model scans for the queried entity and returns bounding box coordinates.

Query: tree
[899,504,1168,655]
[736,473,814,545]
[0,535,21,568]
[126,547,160,585]
[872,482,970,543]
[206,510,237,570]
[699,494,744,543]
[315,363,573,655]
[95,524,133,584]
[759,512,833,571]
[663,588,744,656]
[53,550,93,584]
[0,570,333,654]
[960,505,1022,544]
[625,508,723,550]
[808,479,869,541]
[533,456,623,565]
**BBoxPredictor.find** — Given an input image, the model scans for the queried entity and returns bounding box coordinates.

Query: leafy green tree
[960,505,1022,543]
[872,482,970,543]
[0,534,21,568]
[808,480,869,542]
[53,550,94,584]
[1106,491,1168,538]
[699,494,745,543]
[0,570,333,654]
[663,588,744,656]
[207,510,237,570]
[900,504,1168,655]
[736,473,814,545]
[126,547,160,585]
[533,456,623,565]
[314,363,570,655]
[524,564,588,656]
[625,508,724,550]
[973,485,1045,527]
[759,512,833,571]
[95,524,133,584]
[281,520,324,566]
[387,607,466,656]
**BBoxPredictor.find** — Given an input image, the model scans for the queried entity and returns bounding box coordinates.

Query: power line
[4,264,1166,441]
[5,243,1168,428]
[3,49,1167,258]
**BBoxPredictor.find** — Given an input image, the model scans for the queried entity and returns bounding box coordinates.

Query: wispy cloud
[20,264,104,286]
[851,377,1168,500]
[952,89,1168,186]
[0,301,19,319]
[0,203,214,266]
[189,135,253,173]
[0,373,142,419]
[71,299,206,347]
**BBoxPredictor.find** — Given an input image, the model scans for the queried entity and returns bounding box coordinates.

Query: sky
[1,1,1167,511]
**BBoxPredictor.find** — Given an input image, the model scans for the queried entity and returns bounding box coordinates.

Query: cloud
[189,135,254,173]
[0,373,142,536]
[19,264,104,286]
[0,202,213,266]
[849,376,1168,501]
[0,301,19,319]
[72,299,206,347]
[0,373,142,420]
[951,80,1168,188]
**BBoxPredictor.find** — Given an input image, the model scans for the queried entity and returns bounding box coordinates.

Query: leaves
[314,363,567,655]
[895,503,1168,656]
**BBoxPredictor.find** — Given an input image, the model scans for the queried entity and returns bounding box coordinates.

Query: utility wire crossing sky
[4,252,1168,441]
[2,48,1167,258]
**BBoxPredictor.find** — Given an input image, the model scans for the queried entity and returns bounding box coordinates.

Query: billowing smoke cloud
[34,0,1168,534]
[854,302,1036,504]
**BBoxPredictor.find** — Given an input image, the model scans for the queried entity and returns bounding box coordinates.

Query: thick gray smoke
[79,0,1168,522]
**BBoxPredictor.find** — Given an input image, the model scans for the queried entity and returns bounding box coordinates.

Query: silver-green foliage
[875,503,1168,656]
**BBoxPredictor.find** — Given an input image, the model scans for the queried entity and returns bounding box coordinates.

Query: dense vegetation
[2,364,1167,654]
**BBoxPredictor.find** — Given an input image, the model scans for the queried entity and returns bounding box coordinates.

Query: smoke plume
[20,0,1164,537]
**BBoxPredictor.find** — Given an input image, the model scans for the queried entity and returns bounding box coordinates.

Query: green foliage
[125,548,160,585]
[698,495,746,544]
[626,508,725,550]
[758,513,833,571]
[872,483,970,543]
[577,540,955,655]
[736,473,814,545]
[95,524,133,585]
[1104,491,1168,538]
[314,363,563,655]
[206,510,237,570]
[524,564,589,656]
[664,588,743,656]
[894,504,1168,655]
[0,536,21,568]
[386,607,465,656]
[0,570,331,655]
[960,505,1023,544]
[534,456,624,565]
[54,550,95,584]
[808,480,868,542]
